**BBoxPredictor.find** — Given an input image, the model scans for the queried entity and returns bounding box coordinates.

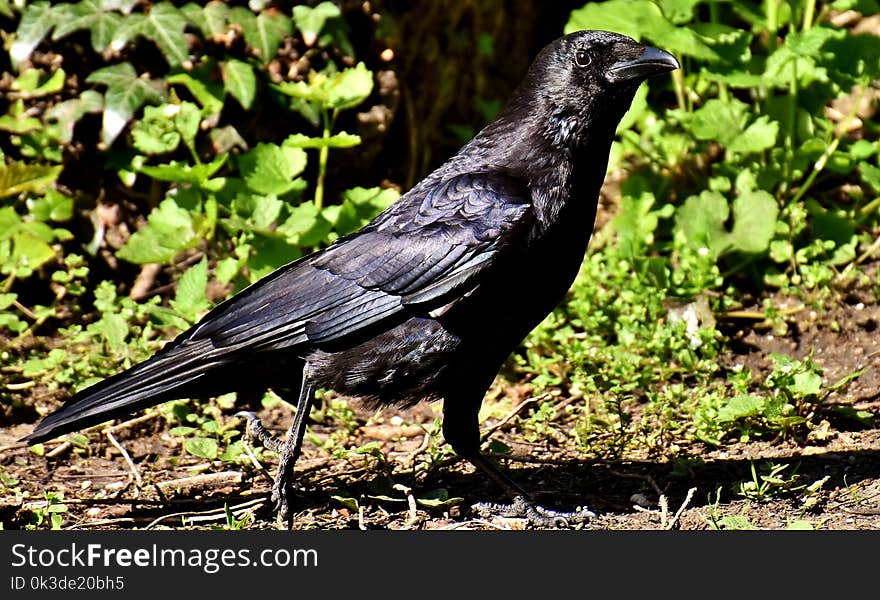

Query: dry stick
[393,483,418,529]
[6,381,36,391]
[105,431,143,488]
[107,412,161,434]
[154,471,242,492]
[241,438,275,484]
[659,494,670,528]
[145,498,266,530]
[0,442,28,453]
[46,442,72,458]
[66,518,137,529]
[666,487,697,530]
[480,395,546,443]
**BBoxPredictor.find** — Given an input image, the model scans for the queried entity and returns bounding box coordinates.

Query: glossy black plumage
[26,30,678,525]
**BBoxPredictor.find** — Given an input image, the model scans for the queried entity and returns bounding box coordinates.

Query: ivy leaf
[0,161,62,198]
[181,1,229,39]
[238,143,307,195]
[142,3,189,66]
[221,59,257,110]
[44,90,103,144]
[116,199,198,264]
[292,1,341,46]
[239,9,292,63]
[52,0,122,52]
[11,2,64,69]
[87,63,166,147]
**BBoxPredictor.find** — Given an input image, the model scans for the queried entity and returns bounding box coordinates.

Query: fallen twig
[105,430,142,488]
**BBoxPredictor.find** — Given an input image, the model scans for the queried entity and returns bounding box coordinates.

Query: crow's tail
[23,339,223,444]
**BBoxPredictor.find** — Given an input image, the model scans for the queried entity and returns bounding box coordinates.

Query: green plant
[26,491,68,530]
[567,0,880,293]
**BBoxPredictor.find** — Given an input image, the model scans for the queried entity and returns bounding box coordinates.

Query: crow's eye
[575,49,591,67]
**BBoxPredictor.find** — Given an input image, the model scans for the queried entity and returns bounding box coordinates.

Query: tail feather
[23,339,221,444]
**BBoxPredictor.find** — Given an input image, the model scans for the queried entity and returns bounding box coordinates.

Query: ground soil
[2,270,880,531]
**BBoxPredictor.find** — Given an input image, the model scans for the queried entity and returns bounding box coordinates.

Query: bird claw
[271,476,294,528]
[236,411,284,453]
[471,495,594,528]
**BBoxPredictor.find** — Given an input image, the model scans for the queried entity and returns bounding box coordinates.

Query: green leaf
[613,192,662,259]
[292,1,340,46]
[116,199,198,264]
[132,105,182,155]
[728,190,778,254]
[283,132,362,149]
[90,312,129,350]
[239,10,292,63]
[675,190,729,256]
[238,143,307,195]
[11,68,66,98]
[415,488,463,509]
[566,0,716,61]
[184,437,219,459]
[167,73,225,116]
[0,162,62,198]
[277,201,332,247]
[10,2,61,69]
[52,0,122,52]
[0,99,42,134]
[7,231,57,278]
[687,98,749,145]
[170,257,210,321]
[181,1,229,38]
[792,370,823,397]
[0,293,16,310]
[728,116,779,155]
[140,3,189,67]
[718,394,765,422]
[28,189,73,222]
[0,312,27,334]
[657,0,702,24]
[87,63,166,146]
[138,156,227,185]
[326,62,374,110]
[221,59,257,110]
[44,90,103,144]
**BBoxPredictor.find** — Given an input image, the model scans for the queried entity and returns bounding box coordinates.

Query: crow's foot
[236,411,284,453]
[237,411,296,528]
[471,495,594,528]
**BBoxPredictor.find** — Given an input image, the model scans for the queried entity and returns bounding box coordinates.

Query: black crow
[25,30,678,527]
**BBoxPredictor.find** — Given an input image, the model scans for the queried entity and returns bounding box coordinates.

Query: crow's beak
[607,46,679,82]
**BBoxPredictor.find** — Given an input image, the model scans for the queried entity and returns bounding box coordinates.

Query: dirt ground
[2,276,880,531]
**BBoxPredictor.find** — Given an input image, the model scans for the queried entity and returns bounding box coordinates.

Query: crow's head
[520,30,679,148]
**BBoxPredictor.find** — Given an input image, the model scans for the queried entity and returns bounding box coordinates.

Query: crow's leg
[238,365,316,527]
[442,400,594,528]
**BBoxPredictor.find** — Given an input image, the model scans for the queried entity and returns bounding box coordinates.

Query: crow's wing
[185,172,532,352]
